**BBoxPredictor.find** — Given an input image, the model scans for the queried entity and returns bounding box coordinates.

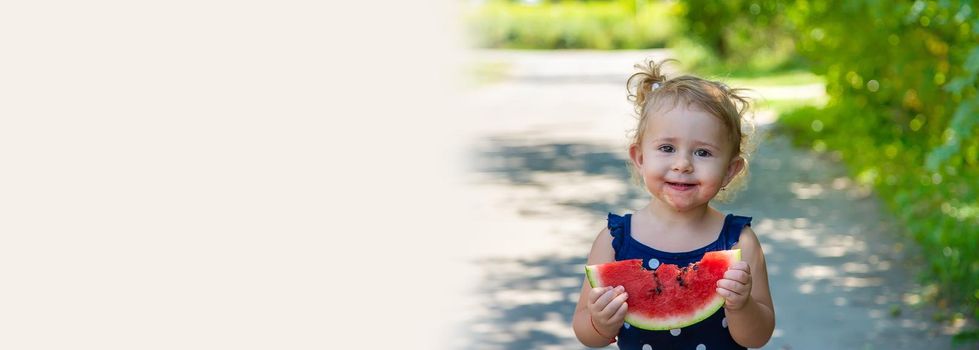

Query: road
[454,49,961,349]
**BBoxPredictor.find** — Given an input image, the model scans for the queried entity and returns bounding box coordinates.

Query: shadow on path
[463,130,959,349]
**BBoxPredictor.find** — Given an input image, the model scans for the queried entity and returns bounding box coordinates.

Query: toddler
[572,59,775,349]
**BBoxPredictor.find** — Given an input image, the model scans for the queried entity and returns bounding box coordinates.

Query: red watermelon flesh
[585,249,740,330]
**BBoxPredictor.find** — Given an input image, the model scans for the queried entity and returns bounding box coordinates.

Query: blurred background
[457,0,978,349]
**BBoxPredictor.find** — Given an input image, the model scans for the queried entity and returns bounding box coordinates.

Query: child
[572,59,775,349]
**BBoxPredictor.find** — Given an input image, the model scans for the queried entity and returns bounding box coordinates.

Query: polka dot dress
[606,213,752,350]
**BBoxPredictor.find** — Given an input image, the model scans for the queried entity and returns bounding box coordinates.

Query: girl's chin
[657,194,707,211]
[665,203,702,212]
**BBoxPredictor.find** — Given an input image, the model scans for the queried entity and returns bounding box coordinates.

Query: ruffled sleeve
[724,215,753,249]
[606,213,627,255]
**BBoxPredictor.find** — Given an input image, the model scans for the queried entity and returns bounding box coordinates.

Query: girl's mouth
[666,182,696,191]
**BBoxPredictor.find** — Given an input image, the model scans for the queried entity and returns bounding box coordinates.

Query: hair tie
[650,82,662,91]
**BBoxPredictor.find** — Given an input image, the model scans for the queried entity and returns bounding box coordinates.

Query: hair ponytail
[626,59,675,116]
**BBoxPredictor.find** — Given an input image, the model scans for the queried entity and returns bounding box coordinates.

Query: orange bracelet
[589,316,617,344]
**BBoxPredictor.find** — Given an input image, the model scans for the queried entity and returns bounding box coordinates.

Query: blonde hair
[625,59,755,201]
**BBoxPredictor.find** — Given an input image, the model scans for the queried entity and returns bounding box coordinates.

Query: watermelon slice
[585,249,740,330]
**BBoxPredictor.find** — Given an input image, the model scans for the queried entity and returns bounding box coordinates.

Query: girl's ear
[723,156,746,186]
[629,143,643,168]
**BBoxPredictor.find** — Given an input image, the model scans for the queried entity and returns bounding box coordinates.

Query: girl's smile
[665,181,697,191]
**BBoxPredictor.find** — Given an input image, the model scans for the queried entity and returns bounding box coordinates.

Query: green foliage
[723,69,823,86]
[679,0,803,73]
[463,0,680,50]
[703,0,979,336]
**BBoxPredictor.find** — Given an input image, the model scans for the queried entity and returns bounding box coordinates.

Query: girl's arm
[723,226,776,348]
[572,228,626,347]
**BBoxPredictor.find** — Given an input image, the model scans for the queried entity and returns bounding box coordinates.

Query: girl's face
[630,102,744,212]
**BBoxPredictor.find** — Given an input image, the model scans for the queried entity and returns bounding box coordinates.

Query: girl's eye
[658,145,675,153]
[694,149,713,157]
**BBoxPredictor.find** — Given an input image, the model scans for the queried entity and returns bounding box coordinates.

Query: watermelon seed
[650,273,663,296]
[677,266,691,287]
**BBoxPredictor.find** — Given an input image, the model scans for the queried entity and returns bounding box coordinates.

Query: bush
[683,0,979,339]
[463,0,681,50]
[678,0,803,73]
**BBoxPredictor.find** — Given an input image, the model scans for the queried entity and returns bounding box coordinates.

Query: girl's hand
[587,285,629,337]
[716,261,752,310]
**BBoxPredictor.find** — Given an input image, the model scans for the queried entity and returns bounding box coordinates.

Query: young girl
[572,60,775,349]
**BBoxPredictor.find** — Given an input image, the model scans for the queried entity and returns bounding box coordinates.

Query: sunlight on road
[458,50,955,349]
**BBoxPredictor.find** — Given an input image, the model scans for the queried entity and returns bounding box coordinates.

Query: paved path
[457,50,962,349]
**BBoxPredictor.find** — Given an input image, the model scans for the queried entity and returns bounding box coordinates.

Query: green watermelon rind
[584,249,741,331]
[584,263,600,289]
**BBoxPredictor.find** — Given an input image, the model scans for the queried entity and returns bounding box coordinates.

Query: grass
[464,0,681,50]
[720,70,824,86]
[758,97,827,114]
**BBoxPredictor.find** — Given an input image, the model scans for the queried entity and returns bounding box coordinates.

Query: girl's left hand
[716,261,752,310]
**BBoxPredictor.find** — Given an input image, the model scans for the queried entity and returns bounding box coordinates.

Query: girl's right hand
[587,285,629,337]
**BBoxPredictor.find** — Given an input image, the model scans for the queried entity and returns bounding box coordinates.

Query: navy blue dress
[607,213,751,350]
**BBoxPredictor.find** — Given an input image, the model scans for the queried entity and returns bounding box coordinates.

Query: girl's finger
[602,291,629,315]
[594,286,619,309]
[730,261,750,272]
[588,287,609,304]
[723,269,750,284]
[610,301,629,323]
[717,279,746,294]
[716,287,743,299]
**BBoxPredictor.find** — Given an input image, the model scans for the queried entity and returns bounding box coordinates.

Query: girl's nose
[672,155,693,173]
